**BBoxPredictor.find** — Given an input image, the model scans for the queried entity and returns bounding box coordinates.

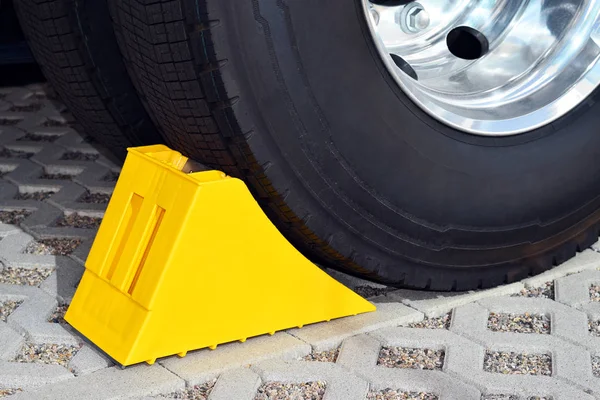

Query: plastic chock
[65,145,376,367]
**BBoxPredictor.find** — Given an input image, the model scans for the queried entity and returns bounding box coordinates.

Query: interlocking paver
[8,365,184,399]
[160,333,311,386]
[252,359,369,400]
[3,85,600,399]
[287,303,424,351]
[207,368,261,400]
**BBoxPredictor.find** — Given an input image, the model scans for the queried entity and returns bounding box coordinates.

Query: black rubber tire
[14,0,163,159]
[107,0,600,290]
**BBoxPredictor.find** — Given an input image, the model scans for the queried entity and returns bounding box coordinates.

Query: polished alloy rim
[361,0,600,135]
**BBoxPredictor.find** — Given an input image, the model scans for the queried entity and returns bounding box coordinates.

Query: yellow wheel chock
[65,145,376,367]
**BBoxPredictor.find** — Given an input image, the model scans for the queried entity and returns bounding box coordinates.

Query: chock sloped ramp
[65,145,376,367]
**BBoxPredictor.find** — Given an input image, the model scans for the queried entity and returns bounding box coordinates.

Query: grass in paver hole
[483,351,552,376]
[593,356,600,377]
[0,388,22,397]
[0,148,34,159]
[24,238,82,256]
[0,118,22,126]
[78,191,111,204]
[48,305,69,324]
[0,300,22,322]
[0,209,32,225]
[302,348,339,362]
[159,379,216,399]
[512,282,554,299]
[487,313,550,334]
[378,347,445,370]
[17,133,60,142]
[590,284,600,301]
[254,381,326,400]
[14,343,81,367]
[60,151,99,162]
[8,103,43,112]
[14,191,56,201]
[40,172,74,180]
[408,312,452,329]
[0,267,53,286]
[55,214,102,229]
[367,389,438,400]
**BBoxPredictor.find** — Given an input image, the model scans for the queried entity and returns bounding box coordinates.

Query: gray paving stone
[287,303,423,351]
[0,231,57,269]
[6,286,79,346]
[0,360,73,389]
[0,322,25,361]
[372,282,525,318]
[555,270,600,310]
[208,368,261,400]
[337,333,481,400]
[450,301,600,398]
[39,257,84,304]
[68,344,114,376]
[160,333,311,386]
[9,364,184,399]
[252,358,369,400]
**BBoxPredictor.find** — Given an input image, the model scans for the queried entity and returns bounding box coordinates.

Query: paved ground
[1,85,600,400]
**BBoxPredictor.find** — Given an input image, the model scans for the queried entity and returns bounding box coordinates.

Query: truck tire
[113,0,600,289]
[14,0,163,158]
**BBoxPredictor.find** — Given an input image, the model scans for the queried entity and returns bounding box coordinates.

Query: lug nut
[401,2,430,33]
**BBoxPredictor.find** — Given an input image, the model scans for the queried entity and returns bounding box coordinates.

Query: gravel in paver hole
[55,214,102,229]
[60,151,99,161]
[0,118,22,126]
[40,172,74,180]
[254,381,326,400]
[102,171,119,182]
[302,348,339,362]
[481,395,518,400]
[590,284,600,301]
[0,209,32,225]
[78,191,111,204]
[24,238,82,256]
[43,118,67,127]
[0,300,22,322]
[590,320,600,337]
[593,356,600,377]
[487,312,550,334]
[528,397,553,400]
[14,191,56,201]
[378,347,445,370]
[354,286,394,298]
[0,388,22,397]
[159,379,216,399]
[8,104,42,112]
[0,267,53,286]
[16,133,59,142]
[0,148,33,159]
[483,351,551,376]
[513,282,554,299]
[14,343,81,367]
[48,305,69,324]
[409,312,452,329]
[367,389,438,400]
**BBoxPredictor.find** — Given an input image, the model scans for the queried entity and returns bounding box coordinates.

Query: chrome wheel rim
[361,0,600,135]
